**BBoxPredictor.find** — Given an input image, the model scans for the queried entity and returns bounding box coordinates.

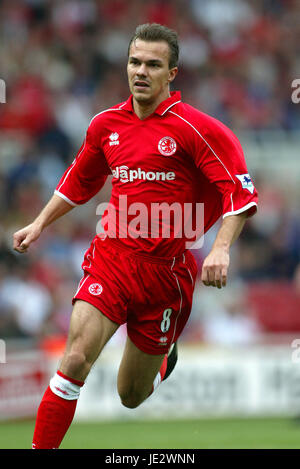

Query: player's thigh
[117,336,165,402]
[60,300,119,379]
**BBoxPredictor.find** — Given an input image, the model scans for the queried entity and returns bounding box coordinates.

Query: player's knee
[120,395,143,409]
[118,388,145,409]
[62,350,91,378]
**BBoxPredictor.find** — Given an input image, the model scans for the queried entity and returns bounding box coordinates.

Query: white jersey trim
[223,201,257,218]
[161,100,181,116]
[54,190,77,207]
[187,267,194,287]
[57,105,126,194]
[56,154,83,194]
[170,262,183,346]
[169,111,236,184]
[230,192,234,212]
[90,104,127,125]
[74,273,91,297]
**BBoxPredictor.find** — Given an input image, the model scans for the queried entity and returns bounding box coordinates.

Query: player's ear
[168,67,178,83]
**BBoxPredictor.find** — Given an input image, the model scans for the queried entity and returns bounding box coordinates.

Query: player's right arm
[13,194,74,253]
[13,115,111,254]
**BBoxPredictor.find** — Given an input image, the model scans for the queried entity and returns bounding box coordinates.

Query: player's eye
[129,59,140,65]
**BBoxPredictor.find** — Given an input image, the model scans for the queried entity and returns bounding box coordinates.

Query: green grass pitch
[1,416,300,449]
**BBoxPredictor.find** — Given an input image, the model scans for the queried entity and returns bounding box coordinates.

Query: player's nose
[136,63,148,76]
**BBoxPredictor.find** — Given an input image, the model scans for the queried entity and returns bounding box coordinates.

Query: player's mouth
[134,80,150,90]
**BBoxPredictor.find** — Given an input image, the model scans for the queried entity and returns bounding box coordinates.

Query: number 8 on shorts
[160,308,173,333]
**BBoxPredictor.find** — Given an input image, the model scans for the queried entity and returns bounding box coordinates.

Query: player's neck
[133,90,170,120]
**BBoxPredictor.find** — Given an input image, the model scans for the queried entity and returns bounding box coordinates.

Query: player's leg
[59,299,119,381]
[117,336,167,409]
[32,300,119,449]
[116,251,198,410]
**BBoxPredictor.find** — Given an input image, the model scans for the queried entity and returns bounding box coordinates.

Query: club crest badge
[158,136,177,156]
[88,283,103,296]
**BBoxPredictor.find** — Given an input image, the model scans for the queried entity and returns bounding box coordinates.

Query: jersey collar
[121,91,181,116]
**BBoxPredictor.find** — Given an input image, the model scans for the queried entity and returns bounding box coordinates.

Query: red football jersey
[55,91,258,257]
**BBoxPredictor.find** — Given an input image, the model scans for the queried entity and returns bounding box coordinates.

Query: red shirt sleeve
[55,118,111,205]
[190,113,258,219]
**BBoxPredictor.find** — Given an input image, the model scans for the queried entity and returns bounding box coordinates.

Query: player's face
[127,39,178,106]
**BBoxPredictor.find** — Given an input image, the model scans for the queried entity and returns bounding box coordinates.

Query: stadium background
[0,0,300,449]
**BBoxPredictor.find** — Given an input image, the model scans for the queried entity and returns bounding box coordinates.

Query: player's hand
[13,223,42,254]
[201,247,230,289]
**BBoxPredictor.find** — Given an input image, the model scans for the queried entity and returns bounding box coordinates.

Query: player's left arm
[188,113,258,288]
[201,212,247,289]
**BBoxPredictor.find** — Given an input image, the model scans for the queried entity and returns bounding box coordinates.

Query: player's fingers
[221,266,228,288]
[207,268,217,287]
[212,266,228,289]
[202,266,217,287]
[19,235,33,251]
[201,266,210,286]
[15,244,28,253]
[13,233,24,250]
[204,266,227,288]
[215,273,222,289]
[215,267,227,289]
[13,232,30,253]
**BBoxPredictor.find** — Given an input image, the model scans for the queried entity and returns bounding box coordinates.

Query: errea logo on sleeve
[109,132,119,146]
[236,174,255,194]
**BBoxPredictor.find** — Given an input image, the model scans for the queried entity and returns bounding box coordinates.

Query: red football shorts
[73,236,198,355]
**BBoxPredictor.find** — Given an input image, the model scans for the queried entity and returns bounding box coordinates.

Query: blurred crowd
[0,0,299,343]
